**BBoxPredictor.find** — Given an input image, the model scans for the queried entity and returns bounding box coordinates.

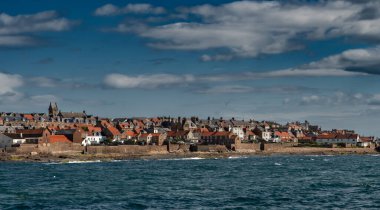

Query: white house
[316,134,359,145]
[230,126,245,140]
[81,132,106,146]
[262,131,272,141]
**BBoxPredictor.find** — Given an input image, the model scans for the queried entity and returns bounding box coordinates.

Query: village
[0,102,378,159]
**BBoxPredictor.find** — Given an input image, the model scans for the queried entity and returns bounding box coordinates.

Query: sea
[1,155,380,209]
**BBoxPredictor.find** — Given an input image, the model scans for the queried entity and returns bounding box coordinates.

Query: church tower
[48,102,59,117]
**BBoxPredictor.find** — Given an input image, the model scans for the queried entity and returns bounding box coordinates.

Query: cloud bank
[95,3,165,16]
[0,10,76,47]
[102,1,380,60]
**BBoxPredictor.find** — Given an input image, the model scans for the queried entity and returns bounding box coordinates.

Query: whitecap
[67,160,101,164]
[274,163,282,166]
[228,156,248,159]
[159,157,206,161]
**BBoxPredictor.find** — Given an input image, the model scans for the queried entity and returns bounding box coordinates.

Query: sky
[0,0,380,136]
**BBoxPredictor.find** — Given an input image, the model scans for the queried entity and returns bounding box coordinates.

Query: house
[138,133,166,145]
[82,133,105,146]
[22,114,34,121]
[167,130,189,142]
[253,126,272,141]
[121,130,138,140]
[48,135,72,144]
[167,130,200,143]
[298,136,315,144]
[358,136,374,148]
[201,131,236,146]
[274,131,295,142]
[230,126,245,140]
[0,133,25,148]
[245,130,258,141]
[15,128,50,144]
[54,128,83,144]
[316,134,359,145]
[183,120,197,131]
[102,124,121,141]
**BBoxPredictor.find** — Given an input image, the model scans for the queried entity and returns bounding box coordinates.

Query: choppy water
[1,155,380,209]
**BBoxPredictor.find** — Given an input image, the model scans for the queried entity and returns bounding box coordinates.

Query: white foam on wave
[305,155,334,157]
[274,162,282,166]
[228,156,248,159]
[43,162,62,165]
[160,157,206,161]
[67,160,101,164]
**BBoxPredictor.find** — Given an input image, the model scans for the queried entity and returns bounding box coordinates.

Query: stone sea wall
[86,145,168,155]
[2,142,377,156]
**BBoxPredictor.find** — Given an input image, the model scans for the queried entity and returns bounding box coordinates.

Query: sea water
[1,155,380,209]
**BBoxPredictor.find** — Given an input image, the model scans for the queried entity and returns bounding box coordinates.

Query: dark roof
[3,133,23,139]
[56,129,76,135]
[59,112,85,118]
[16,129,44,138]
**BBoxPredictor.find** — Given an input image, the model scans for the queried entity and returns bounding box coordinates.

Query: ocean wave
[67,160,102,164]
[305,155,335,157]
[274,162,282,166]
[159,157,206,161]
[43,162,62,165]
[228,156,248,159]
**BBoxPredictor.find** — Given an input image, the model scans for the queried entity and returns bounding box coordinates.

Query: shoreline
[1,148,378,163]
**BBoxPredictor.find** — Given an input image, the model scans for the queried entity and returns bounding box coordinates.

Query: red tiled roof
[317,134,358,139]
[201,132,214,137]
[212,131,231,136]
[139,133,151,138]
[107,126,121,136]
[200,127,209,132]
[123,130,137,137]
[23,114,34,120]
[49,135,72,144]
[167,131,188,137]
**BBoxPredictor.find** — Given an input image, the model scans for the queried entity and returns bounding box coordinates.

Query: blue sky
[1,0,380,136]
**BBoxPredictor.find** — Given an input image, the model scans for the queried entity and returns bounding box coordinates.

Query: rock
[30,152,38,156]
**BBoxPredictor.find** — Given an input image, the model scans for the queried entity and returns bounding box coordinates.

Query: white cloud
[196,85,254,94]
[0,11,76,47]
[28,94,59,105]
[195,85,314,94]
[28,77,57,87]
[256,68,367,77]
[298,91,380,106]
[105,1,380,59]
[200,54,233,62]
[0,72,23,102]
[0,72,23,95]
[367,94,380,105]
[95,3,165,16]
[104,73,195,89]
[307,46,380,74]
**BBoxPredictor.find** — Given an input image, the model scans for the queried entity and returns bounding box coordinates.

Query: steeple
[48,102,59,117]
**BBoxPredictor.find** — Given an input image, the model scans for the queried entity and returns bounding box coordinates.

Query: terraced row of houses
[0,103,377,149]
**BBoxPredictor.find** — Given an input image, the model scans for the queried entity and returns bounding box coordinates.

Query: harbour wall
[2,142,377,156]
[86,145,168,155]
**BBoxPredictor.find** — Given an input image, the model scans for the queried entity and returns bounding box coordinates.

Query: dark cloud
[345,65,380,75]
